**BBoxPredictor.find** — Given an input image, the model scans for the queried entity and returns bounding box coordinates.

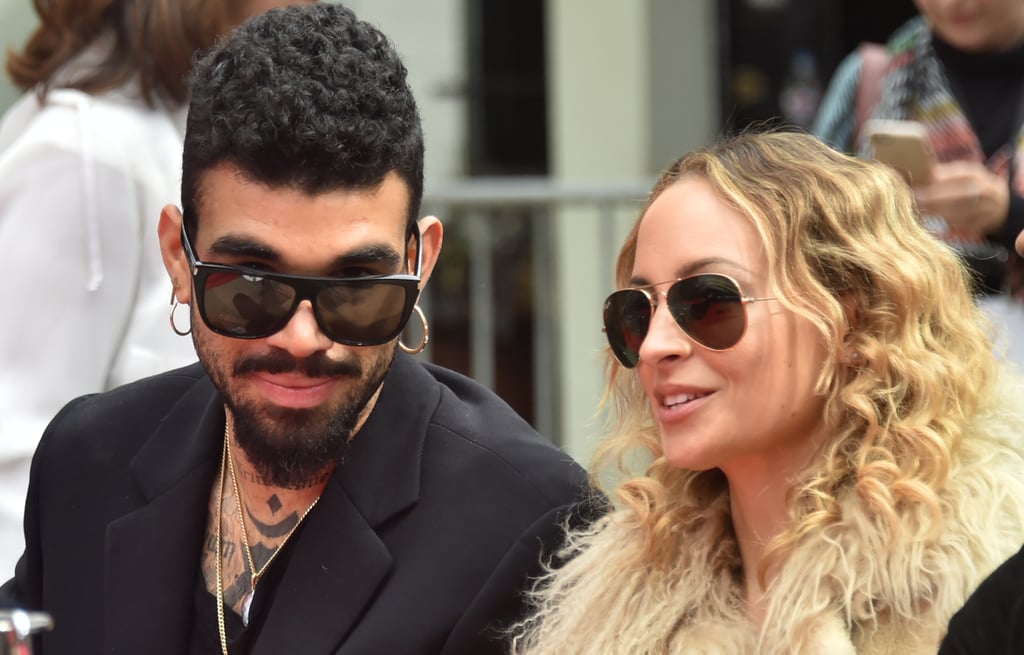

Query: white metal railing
[420,176,652,450]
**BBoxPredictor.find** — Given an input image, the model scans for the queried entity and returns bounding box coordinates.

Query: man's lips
[250,373,342,409]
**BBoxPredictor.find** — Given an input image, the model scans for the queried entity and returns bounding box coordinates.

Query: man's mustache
[233,351,362,378]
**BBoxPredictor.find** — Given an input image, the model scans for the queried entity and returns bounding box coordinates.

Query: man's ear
[158,204,192,305]
[414,215,444,289]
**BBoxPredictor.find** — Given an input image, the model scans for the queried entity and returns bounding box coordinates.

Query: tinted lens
[201,270,297,337]
[667,274,746,350]
[316,280,413,345]
[603,289,652,368]
[603,274,749,367]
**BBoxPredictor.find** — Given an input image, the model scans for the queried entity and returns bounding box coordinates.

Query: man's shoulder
[940,543,1024,654]
[422,361,537,440]
[42,363,210,448]
[422,360,568,447]
[419,360,590,506]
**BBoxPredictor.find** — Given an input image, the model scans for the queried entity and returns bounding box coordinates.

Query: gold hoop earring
[399,305,429,355]
[170,292,192,336]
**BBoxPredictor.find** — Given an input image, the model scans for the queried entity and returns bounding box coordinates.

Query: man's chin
[208,343,397,486]
[244,402,342,444]
[260,401,328,423]
[231,404,352,488]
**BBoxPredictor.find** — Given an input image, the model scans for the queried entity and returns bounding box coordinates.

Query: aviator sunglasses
[180,225,421,345]
[602,273,773,368]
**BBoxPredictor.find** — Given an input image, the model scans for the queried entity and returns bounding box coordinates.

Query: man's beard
[194,326,395,489]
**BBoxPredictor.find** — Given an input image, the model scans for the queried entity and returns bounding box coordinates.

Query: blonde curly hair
[511,131,1024,654]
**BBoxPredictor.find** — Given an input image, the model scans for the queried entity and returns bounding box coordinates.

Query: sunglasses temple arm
[179,227,199,273]
[412,224,423,280]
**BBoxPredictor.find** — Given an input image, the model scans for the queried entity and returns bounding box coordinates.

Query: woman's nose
[637,299,694,366]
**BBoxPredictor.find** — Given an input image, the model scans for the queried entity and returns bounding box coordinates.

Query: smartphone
[865,119,935,185]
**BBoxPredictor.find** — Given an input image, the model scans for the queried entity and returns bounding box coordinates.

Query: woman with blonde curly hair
[511,131,1024,654]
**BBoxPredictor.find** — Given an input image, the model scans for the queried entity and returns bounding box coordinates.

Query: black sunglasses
[603,273,773,368]
[180,226,421,345]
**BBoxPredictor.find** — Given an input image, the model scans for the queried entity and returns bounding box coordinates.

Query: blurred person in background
[510,131,1024,654]
[0,0,314,577]
[813,0,1024,364]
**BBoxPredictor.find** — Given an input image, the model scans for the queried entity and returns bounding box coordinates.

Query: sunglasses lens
[316,281,413,345]
[603,289,651,368]
[201,271,296,337]
[667,275,746,350]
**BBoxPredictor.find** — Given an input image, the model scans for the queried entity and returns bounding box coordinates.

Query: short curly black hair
[181,3,423,236]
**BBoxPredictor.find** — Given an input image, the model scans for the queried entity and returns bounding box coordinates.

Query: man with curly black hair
[0,5,595,653]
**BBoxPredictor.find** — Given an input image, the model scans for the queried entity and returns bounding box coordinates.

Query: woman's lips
[655,388,713,423]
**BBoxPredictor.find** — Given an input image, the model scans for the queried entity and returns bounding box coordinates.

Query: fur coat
[513,374,1024,655]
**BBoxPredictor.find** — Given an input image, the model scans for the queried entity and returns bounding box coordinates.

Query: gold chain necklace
[215,429,230,655]
[225,426,320,622]
[215,421,321,654]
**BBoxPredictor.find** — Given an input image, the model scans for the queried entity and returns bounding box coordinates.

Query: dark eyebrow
[629,257,754,287]
[207,235,403,271]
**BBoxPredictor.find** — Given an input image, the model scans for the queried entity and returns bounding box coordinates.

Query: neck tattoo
[215,420,321,653]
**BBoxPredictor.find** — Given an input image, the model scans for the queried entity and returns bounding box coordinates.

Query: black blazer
[939,542,1024,655]
[2,353,596,654]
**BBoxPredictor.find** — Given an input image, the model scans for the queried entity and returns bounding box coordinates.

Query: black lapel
[252,482,391,655]
[335,352,439,526]
[103,373,222,655]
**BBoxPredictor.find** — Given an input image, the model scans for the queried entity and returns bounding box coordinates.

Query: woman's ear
[839,291,864,367]
[840,292,861,332]
[158,204,192,305]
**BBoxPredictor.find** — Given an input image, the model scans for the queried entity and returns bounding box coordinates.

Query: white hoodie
[0,64,198,573]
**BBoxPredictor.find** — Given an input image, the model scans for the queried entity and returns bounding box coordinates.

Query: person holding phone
[509,132,1024,655]
[812,0,1024,362]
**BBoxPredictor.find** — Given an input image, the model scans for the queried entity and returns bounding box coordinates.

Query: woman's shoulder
[0,83,184,199]
[1,85,177,154]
